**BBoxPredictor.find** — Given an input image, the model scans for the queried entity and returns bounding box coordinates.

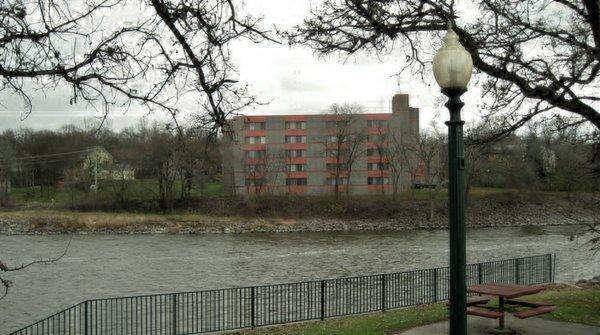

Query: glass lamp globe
[433,28,473,90]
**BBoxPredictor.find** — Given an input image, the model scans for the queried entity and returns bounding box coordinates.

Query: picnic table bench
[466,283,556,331]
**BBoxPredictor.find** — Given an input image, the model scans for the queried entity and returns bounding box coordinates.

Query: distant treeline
[0,120,598,212]
[0,121,222,209]
[464,123,600,194]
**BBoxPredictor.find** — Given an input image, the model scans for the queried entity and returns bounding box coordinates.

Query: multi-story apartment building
[222,93,420,195]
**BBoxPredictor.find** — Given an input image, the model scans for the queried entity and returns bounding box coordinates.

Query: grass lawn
[233,304,448,335]
[9,179,226,206]
[0,209,247,232]
[232,285,600,335]
[494,285,600,327]
[8,182,510,207]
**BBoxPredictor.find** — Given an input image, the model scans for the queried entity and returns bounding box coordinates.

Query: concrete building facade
[222,93,420,196]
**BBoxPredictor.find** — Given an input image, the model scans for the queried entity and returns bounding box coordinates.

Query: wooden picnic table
[467,283,546,331]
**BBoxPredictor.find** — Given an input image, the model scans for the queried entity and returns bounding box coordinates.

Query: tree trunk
[334,174,340,200]
[428,187,434,222]
[346,169,353,196]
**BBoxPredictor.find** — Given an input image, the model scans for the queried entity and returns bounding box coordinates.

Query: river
[1,225,598,333]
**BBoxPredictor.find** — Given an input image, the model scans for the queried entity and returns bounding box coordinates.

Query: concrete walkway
[398,315,600,335]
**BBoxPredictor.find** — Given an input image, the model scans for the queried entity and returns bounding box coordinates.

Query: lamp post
[433,26,473,335]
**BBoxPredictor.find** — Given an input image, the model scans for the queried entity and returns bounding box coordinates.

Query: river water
[1,225,598,333]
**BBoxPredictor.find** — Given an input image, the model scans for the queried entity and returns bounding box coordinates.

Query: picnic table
[466,283,556,332]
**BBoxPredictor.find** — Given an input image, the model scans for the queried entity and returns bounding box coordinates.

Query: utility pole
[92,154,98,209]
[94,158,98,193]
[89,147,99,208]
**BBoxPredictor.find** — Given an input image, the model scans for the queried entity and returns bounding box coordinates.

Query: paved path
[399,315,600,335]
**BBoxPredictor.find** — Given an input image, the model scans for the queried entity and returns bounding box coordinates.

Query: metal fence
[7,253,555,335]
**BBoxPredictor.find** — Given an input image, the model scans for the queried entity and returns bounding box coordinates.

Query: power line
[0,147,99,162]
[0,147,101,168]
[4,147,98,161]
[0,156,88,168]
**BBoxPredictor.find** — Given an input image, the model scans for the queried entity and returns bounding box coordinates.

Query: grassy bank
[230,285,600,335]
[0,188,595,234]
[235,304,448,335]
[0,209,254,233]
[3,183,589,218]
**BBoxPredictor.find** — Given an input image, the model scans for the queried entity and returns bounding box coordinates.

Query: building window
[246,150,266,158]
[245,136,266,144]
[285,149,306,158]
[246,122,265,130]
[368,177,389,185]
[286,164,306,172]
[285,135,306,143]
[285,121,306,130]
[367,120,388,128]
[326,149,338,157]
[286,178,307,186]
[367,148,387,156]
[326,163,348,171]
[245,164,265,172]
[326,135,339,143]
[326,177,348,185]
[368,162,389,171]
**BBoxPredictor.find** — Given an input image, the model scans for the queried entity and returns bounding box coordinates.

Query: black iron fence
[7,254,555,335]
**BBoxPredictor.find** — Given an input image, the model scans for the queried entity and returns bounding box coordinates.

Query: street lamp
[433,26,473,335]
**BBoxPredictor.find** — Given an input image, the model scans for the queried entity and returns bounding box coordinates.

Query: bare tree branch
[1,0,275,133]
[288,0,600,142]
[0,236,72,300]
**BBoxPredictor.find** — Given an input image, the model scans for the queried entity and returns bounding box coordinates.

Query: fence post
[320,280,325,321]
[381,274,386,311]
[433,268,438,302]
[251,287,256,329]
[172,294,177,335]
[478,263,483,284]
[84,300,89,335]
[515,258,520,284]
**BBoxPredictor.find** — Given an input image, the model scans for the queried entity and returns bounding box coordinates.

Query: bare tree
[244,147,284,195]
[0,140,14,205]
[147,0,277,133]
[0,0,172,119]
[1,0,275,131]
[141,125,178,210]
[287,0,600,145]
[245,165,266,195]
[323,103,367,198]
[172,127,218,201]
[557,196,600,253]
[414,130,445,222]
[371,127,389,196]
[389,131,421,204]
[266,148,287,195]
[464,121,498,202]
[386,132,405,200]
[0,237,72,300]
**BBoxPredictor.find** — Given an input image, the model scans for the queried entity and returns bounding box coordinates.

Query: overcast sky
[0,0,483,132]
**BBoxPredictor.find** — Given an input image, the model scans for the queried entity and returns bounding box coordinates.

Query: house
[83,147,135,181]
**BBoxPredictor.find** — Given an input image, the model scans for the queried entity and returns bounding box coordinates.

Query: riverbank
[0,192,596,234]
